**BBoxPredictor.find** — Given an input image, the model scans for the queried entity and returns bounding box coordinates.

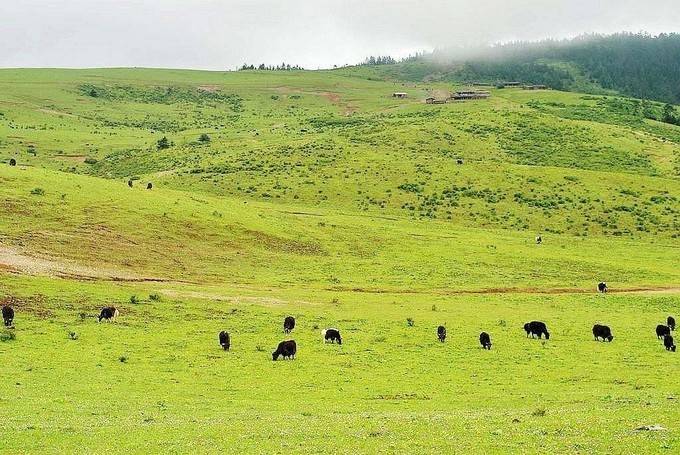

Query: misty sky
[2,0,680,70]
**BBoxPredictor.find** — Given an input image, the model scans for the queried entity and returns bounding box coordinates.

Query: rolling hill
[0,67,679,452]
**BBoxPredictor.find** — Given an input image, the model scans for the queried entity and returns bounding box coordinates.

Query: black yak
[524,321,550,340]
[535,235,542,245]
[592,324,614,342]
[656,325,671,339]
[127,179,133,188]
[597,282,607,293]
[668,316,676,331]
[2,305,14,327]
[664,335,676,352]
[272,340,296,360]
[437,326,446,342]
[98,306,119,322]
[219,331,230,351]
[147,182,153,190]
[9,158,16,166]
[283,316,295,334]
[323,328,342,344]
[479,331,492,349]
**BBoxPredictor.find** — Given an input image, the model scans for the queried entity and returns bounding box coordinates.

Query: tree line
[239,63,304,71]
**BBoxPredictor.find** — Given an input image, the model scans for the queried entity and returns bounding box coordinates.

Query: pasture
[0,67,679,452]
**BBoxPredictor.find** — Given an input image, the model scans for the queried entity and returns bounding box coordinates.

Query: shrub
[157,136,171,150]
[198,133,211,143]
[30,188,45,196]
[130,295,140,305]
[149,293,161,302]
[406,318,415,327]
[84,157,98,165]
[119,356,128,363]
[69,331,78,340]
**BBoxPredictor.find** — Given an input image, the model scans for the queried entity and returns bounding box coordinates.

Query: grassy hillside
[1,69,678,239]
[0,68,679,453]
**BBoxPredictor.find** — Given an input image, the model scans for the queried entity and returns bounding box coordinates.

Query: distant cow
[127,179,133,188]
[479,331,492,349]
[524,321,550,340]
[219,331,230,351]
[437,326,446,342]
[592,324,614,342]
[656,325,671,339]
[272,340,297,360]
[2,305,14,327]
[597,282,607,293]
[98,306,119,322]
[146,182,153,190]
[535,235,542,245]
[668,316,676,331]
[9,158,16,166]
[283,316,295,334]
[664,335,676,352]
[456,159,464,165]
[323,328,342,344]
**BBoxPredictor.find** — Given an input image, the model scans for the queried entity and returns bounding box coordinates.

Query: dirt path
[328,286,680,296]
[0,245,173,283]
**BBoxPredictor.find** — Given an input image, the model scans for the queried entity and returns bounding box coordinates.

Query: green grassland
[0,68,679,453]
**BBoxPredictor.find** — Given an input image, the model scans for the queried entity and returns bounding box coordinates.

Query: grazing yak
[147,182,153,190]
[535,235,542,245]
[219,331,230,351]
[597,282,608,293]
[437,326,446,342]
[664,335,676,352]
[456,159,464,165]
[656,324,671,339]
[479,332,492,350]
[592,324,614,342]
[283,316,295,334]
[272,340,296,360]
[668,316,676,331]
[524,321,550,340]
[98,306,119,322]
[2,305,14,327]
[9,158,17,166]
[322,328,342,344]
[127,179,133,188]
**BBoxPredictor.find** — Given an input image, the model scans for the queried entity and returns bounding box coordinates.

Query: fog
[2,0,679,69]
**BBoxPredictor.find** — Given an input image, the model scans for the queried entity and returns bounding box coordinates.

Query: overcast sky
[2,0,679,70]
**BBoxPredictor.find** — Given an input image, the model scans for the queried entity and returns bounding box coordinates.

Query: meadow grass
[0,68,679,453]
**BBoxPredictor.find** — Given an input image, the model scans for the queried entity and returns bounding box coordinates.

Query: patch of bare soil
[0,245,172,283]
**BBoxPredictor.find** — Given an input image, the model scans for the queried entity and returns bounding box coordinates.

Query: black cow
[283,316,295,334]
[2,305,14,327]
[127,179,133,188]
[535,235,542,245]
[219,331,230,351]
[479,331,492,350]
[437,326,446,342]
[656,324,671,339]
[98,306,119,322]
[272,340,297,360]
[664,335,676,352]
[668,316,676,331]
[597,282,607,293]
[323,328,342,344]
[592,324,614,342]
[9,158,17,166]
[147,182,153,190]
[524,321,550,340]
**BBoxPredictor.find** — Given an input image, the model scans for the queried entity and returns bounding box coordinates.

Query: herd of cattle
[1,291,676,357]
